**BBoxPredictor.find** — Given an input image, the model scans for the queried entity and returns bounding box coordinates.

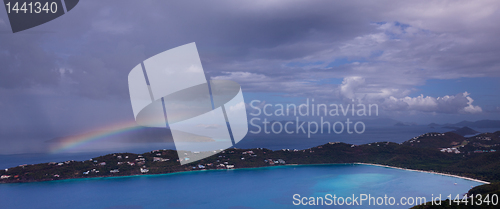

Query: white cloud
[228,101,246,112]
[462,92,483,114]
[339,76,410,102]
[338,76,482,114]
[212,72,268,82]
[382,92,482,114]
[339,76,365,101]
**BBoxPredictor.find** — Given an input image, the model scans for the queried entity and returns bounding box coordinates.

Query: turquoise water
[0,164,482,208]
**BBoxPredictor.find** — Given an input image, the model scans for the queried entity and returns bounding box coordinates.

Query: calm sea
[0,164,482,209]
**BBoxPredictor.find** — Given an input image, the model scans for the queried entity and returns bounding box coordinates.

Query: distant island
[394,122,417,126]
[452,126,480,136]
[429,119,500,129]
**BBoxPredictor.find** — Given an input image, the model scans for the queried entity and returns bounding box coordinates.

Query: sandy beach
[355,163,490,184]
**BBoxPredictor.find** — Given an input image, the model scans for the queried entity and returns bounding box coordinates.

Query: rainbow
[50,120,147,153]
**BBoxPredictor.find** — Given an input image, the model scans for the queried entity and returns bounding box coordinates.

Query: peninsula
[2,131,500,184]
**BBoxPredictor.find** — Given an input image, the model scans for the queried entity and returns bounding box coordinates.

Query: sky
[0,0,499,154]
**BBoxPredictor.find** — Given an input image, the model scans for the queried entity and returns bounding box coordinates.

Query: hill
[455,120,500,128]
[411,182,500,208]
[2,130,500,184]
[401,132,465,149]
[452,127,480,136]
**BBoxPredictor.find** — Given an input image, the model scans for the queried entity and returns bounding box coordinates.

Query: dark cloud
[0,36,60,89]
[1,1,499,97]
[2,0,384,97]
[1,0,500,154]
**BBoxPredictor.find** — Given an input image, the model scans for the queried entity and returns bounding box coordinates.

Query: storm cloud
[0,0,499,153]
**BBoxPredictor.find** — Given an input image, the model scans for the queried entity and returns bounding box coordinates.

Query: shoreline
[0,163,347,184]
[3,136,499,185]
[1,163,490,185]
[356,162,490,184]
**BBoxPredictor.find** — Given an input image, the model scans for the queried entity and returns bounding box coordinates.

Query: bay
[0,164,482,209]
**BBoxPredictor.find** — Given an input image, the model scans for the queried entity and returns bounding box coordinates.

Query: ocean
[0,164,482,209]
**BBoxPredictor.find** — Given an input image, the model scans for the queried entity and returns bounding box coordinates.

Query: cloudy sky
[1,0,499,154]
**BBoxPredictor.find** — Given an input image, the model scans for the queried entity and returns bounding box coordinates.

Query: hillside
[411,182,500,209]
[402,132,465,149]
[452,126,480,136]
[2,130,500,184]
